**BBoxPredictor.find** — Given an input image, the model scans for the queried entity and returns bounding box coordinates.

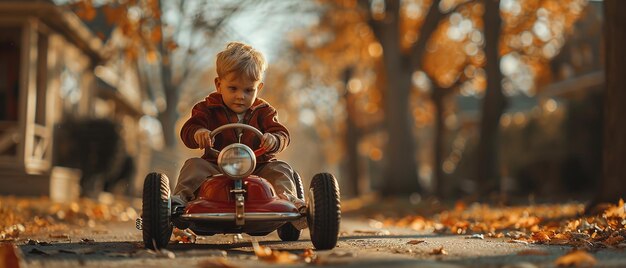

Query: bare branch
[408,0,442,70]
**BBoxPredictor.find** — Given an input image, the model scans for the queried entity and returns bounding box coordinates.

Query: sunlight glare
[348,78,363,94]
[543,99,558,113]
[533,21,552,42]
[501,0,522,15]
[368,42,383,57]
[299,108,316,126]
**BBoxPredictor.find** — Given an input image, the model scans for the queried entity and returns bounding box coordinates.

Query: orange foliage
[554,249,597,267]
[0,196,137,242]
[380,199,626,250]
[70,0,172,61]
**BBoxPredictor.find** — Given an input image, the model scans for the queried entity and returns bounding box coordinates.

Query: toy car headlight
[217,143,256,178]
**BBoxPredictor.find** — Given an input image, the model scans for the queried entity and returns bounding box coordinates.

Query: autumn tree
[285,0,590,199]
[478,0,589,196]
[285,0,486,196]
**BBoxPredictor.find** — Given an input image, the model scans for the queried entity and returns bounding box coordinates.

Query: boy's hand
[194,128,213,148]
[260,133,277,152]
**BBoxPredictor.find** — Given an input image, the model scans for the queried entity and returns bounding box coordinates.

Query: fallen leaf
[1,225,25,241]
[509,240,529,245]
[554,250,596,267]
[407,240,425,245]
[251,241,298,264]
[517,249,549,256]
[531,232,551,243]
[173,228,196,244]
[301,248,316,263]
[603,234,625,246]
[487,232,504,238]
[49,234,69,239]
[430,246,447,255]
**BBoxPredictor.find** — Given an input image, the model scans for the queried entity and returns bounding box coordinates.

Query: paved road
[16,216,626,267]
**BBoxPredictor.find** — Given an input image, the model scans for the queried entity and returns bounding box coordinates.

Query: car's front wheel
[307,173,340,250]
[141,172,173,250]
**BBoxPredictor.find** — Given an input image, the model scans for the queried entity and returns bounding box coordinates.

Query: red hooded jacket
[180,92,290,163]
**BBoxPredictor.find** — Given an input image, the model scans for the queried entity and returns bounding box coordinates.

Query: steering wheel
[208,123,267,157]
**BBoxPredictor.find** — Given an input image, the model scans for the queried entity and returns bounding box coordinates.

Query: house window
[0,27,22,121]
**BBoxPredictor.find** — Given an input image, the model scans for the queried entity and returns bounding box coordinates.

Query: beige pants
[173,157,297,203]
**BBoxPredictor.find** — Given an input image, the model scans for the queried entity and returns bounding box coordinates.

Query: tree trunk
[597,0,626,203]
[433,87,446,198]
[381,59,421,195]
[474,0,506,196]
[371,1,421,196]
[156,48,180,148]
[343,67,363,197]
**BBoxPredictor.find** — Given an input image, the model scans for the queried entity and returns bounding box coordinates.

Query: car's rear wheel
[278,172,305,241]
[307,173,340,250]
[142,172,173,249]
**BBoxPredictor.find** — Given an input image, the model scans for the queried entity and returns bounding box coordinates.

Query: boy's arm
[180,102,211,149]
[261,107,290,154]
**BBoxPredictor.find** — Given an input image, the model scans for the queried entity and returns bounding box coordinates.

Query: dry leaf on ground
[49,234,69,239]
[430,246,448,255]
[252,240,298,264]
[301,248,316,263]
[532,232,551,243]
[407,240,425,245]
[173,228,197,244]
[554,249,596,267]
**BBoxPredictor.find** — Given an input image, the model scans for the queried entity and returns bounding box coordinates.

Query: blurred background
[0,0,620,205]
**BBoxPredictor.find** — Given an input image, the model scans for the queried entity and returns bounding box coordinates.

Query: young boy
[172,41,303,210]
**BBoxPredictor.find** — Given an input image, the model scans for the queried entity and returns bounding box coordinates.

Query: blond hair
[215,41,267,81]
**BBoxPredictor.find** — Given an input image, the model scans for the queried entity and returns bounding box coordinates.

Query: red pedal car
[140,123,341,250]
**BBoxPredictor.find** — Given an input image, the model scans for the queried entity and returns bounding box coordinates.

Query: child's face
[215,73,264,114]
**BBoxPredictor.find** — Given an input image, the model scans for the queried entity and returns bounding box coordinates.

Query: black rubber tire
[277,172,305,241]
[307,173,341,250]
[142,172,173,250]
